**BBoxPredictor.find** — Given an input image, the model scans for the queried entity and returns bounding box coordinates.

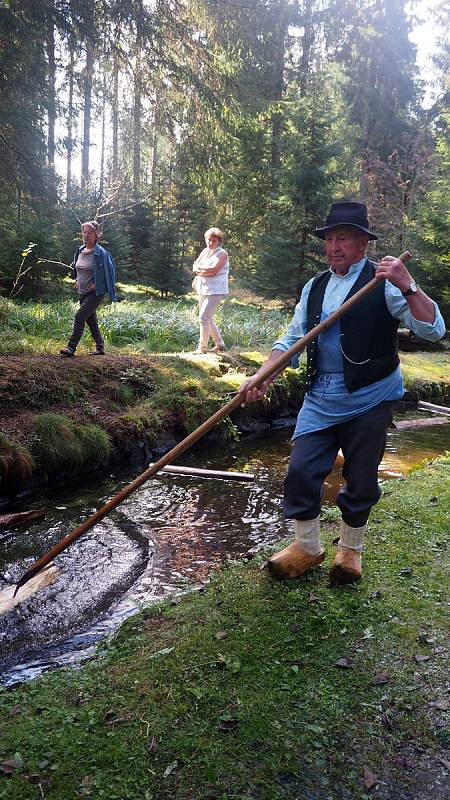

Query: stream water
[1,420,449,685]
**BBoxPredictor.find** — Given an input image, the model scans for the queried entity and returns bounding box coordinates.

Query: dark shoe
[59,347,75,357]
[90,348,105,355]
[267,543,325,579]
[211,344,226,353]
[329,548,362,586]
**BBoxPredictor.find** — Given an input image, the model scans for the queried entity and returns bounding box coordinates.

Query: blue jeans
[68,292,104,351]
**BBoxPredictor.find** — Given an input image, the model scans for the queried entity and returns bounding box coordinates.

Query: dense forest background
[0,0,449,316]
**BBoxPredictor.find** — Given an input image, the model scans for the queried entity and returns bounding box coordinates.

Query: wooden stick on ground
[153,465,254,481]
[418,401,450,416]
[5,251,411,603]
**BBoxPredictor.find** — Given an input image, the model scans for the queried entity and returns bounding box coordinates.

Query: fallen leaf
[215,630,227,640]
[335,658,352,669]
[400,567,413,577]
[363,766,378,789]
[0,509,45,529]
[438,756,450,770]
[433,697,450,711]
[218,718,239,733]
[417,633,435,645]
[150,647,174,659]
[187,686,204,700]
[148,736,158,755]
[381,710,394,730]
[163,760,179,778]
[414,654,431,663]
[433,646,446,654]
[372,671,390,685]
[308,593,321,603]
[79,775,93,797]
[21,773,42,784]
[0,759,20,775]
[8,704,23,716]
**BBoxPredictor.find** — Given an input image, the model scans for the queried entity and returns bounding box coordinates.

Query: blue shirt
[272,258,446,439]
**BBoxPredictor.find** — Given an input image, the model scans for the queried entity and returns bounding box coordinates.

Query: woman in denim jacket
[59,220,117,357]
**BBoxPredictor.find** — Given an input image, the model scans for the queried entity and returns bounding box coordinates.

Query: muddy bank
[0,351,449,508]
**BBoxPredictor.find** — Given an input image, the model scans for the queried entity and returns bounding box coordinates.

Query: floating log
[0,509,45,530]
[0,564,59,615]
[149,464,254,482]
[418,401,450,416]
[392,417,449,431]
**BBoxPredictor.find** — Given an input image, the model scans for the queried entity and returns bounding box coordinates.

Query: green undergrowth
[1,457,449,800]
[401,351,450,400]
[0,433,34,492]
[30,413,110,476]
[0,297,289,356]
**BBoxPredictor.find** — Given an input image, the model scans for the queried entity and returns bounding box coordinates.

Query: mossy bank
[0,455,449,799]
[1,349,449,505]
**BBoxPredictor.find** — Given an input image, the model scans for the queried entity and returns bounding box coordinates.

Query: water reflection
[1,421,449,684]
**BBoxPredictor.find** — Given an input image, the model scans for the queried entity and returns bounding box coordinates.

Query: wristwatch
[402,281,418,297]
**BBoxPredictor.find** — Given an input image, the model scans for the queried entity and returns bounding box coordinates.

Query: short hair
[82,220,101,240]
[205,227,223,244]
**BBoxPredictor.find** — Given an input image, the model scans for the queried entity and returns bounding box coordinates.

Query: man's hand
[238,377,272,407]
[376,255,435,323]
[375,255,412,293]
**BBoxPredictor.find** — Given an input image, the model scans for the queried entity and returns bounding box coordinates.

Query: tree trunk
[99,70,106,197]
[296,225,308,302]
[270,17,286,173]
[81,39,94,187]
[151,105,159,188]
[299,0,314,97]
[133,68,142,191]
[46,1,56,168]
[66,42,75,201]
[133,8,143,193]
[111,50,119,181]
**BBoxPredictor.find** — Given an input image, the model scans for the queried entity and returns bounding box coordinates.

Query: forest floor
[0,454,449,800]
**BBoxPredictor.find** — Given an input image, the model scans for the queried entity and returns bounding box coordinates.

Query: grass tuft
[0,432,34,489]
[30,413,110,475]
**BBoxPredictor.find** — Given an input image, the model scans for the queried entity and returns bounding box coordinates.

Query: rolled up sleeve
[385,283,446,342]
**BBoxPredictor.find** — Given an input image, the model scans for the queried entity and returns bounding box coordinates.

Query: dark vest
[306,260,399,393]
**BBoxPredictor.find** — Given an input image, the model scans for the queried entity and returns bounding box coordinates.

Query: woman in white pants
[192,227,229,354]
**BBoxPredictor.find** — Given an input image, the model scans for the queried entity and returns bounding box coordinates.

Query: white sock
[338,521,366,552]
[293,516,321,555]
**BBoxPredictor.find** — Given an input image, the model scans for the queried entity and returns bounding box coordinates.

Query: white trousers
[198,294,226,349]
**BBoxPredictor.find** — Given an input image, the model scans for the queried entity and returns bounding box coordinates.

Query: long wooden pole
[12,252,410,596]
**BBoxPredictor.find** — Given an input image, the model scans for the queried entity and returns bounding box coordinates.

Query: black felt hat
[315,201,378,240]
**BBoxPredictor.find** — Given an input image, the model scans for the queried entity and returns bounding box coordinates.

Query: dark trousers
[68,292,104,352]
[283,401,395,528]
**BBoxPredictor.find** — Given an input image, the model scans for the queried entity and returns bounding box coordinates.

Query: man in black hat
[240,201,445,584]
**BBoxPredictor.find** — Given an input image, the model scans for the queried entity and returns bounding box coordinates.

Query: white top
[193,246,229,296]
